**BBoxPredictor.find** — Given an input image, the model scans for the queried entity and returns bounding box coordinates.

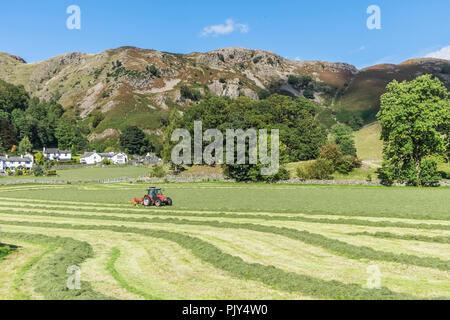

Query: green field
[355,122,383,160]
[0,166,152,182]
[0,182,449,300]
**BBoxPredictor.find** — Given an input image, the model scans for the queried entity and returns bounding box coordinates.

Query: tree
[296,159,334,180]
[55,118,88,152]
[34,152,45,165]
[119,126,147,155]
[101,157,112,166]
[18,136,32,154]
[180,86,202,101]
[303,89,315,100]
[0,136,4,153]
[377,75,450,186]
[0,80,29,114]
[331,124,357,156]
[0,117,18,150]
[319,145,343,166]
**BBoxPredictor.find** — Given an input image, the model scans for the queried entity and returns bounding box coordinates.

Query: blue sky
[0,0,449,68]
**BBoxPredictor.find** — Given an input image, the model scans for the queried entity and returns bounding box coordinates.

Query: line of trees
[163,94,328,181]
[0,80,88,154]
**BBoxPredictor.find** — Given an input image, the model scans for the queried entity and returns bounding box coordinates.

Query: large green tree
[119,126,149,155]
[330,124,357,156]
[163,94,326,181]
[55,118,88,152]
[0,80,28,114]
[18,136,32,154]
[377,75,450,186]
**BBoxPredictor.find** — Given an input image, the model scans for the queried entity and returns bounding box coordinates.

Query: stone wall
[1,174,449,186]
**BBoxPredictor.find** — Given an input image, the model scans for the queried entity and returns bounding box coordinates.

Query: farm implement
[130,187,173,207]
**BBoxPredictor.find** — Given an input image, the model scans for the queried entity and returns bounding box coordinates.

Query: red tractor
[131,187,173,207]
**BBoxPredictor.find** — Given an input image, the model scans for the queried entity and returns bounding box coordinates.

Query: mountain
[0,47,449,144]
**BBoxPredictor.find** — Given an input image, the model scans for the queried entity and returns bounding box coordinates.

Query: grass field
[0,182,449,300]
[0,166,152,182]
[355,122,383,160]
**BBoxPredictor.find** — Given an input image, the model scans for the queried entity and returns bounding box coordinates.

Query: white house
[0,154,34,172]
[80,152,128,165]
[80,152,103,165]
[43,148,72,161]
[110,153,128,165]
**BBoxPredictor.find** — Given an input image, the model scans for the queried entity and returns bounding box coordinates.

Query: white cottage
[43,148,72,161]
[110,153,128,165]
[80,152,128,165]
[80,152,103,165]
[0,154,34,172]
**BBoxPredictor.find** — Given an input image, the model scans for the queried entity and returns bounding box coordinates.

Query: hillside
[355,122,383,160]
[0,47,449,146]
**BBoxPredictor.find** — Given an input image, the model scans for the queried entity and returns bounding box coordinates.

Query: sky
[0,0,449,69]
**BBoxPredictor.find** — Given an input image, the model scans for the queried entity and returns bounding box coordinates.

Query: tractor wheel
[154,199,162,207]
[143,196,152,207]
[166,197,173,206]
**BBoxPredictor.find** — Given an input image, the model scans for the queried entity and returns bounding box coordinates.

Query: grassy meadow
[0,182,449,300]
[0,166,152,182]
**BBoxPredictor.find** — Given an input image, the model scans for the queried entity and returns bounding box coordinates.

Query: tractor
[131,187,173,207]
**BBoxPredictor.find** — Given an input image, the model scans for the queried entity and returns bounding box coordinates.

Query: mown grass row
[107,247,160,300]
[1,205,450,231]
[2,208,450,272]
[0,206,450,271]
[3,232,114,300]
[0,244,17,261]
[0,222,419,300]
[351,232,450,244]
[2,209,450,272]
[10,245,57,300]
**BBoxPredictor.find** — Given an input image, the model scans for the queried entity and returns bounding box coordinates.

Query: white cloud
[201,19,249,37]
[425,46,450,60]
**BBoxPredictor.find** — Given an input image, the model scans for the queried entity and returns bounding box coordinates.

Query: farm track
[0,185,449,300]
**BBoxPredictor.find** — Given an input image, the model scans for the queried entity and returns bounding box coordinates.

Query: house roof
[99,152,116,158]
[80,152,127,159]
[44,148,70,154]
[80,152,96,159]
[0,156,33,163]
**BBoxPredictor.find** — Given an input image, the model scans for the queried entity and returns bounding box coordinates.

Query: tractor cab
[148,187,163,199]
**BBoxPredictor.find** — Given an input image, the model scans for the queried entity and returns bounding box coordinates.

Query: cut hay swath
[0,183,448,300]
